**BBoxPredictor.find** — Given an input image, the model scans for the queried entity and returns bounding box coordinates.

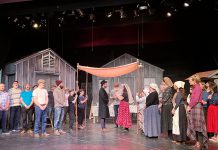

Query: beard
[60,85,64,89]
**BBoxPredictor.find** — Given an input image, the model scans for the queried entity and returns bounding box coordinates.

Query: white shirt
[64,93,69,107]
[136,95,146,111]
[33,88,48,105]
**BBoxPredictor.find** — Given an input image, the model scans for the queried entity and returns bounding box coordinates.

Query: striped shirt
[0,91,10,110]
[8,88,22,107]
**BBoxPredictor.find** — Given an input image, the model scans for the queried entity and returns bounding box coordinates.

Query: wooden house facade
[92,53,164,105]
[2,48,76,90]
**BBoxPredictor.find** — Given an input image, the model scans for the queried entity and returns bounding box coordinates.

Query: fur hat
[174,81,185,89]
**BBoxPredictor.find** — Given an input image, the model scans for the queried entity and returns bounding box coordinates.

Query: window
[42,52,55,72]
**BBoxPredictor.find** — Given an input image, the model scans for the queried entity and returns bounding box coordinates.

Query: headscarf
[122,84,134,104]
[174,81,185,89]
[149,83,159,94]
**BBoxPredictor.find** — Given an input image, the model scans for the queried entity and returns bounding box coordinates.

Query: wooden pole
[136,67,139,135]
[85,72,88,127]
[76,63,79,131]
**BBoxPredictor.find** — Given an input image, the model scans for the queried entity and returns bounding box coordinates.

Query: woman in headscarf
[171,81,187,144]
[187,75,208,149]
[160,77,174,139]
[116,84,133,132]
[143,83,161,137]
[136,87,148,132]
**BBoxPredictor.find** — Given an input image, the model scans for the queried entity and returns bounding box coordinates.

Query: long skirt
[172,104,187,142]
[138,109,144,132]
[116,100,132,128]
[144,105,161,137]
[161,103,173,132]
[187,103,208,148]
[207,105,218,133]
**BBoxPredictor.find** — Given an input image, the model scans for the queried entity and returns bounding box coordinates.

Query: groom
[98,80,110,132]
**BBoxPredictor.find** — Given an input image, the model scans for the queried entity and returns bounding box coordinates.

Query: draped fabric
[77,61,139,78]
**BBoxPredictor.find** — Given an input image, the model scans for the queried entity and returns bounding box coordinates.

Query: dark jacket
[146,91,159,108]
[98,87,110,118]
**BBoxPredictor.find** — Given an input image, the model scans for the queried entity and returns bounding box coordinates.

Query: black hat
[100,80,107,86]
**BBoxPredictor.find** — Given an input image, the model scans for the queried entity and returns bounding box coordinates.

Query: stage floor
[0,122,218,150]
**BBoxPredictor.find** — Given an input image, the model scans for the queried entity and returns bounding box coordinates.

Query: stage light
[13,18,18,23]
[133,10,139,17]
[89,14,96,22]
[137,1,150,10]
[184,2,189,7]
[106,12,112,18]
[33,23,39,29]
[166,12,172,17]
[76,9,84,17]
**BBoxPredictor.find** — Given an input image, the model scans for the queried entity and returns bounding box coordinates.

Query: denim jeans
[34,106,47,134]
[0,110,7,133]
[114,105,119,125]
[10,106,21,130]
[54,107,64,130]
[47,106,54,119]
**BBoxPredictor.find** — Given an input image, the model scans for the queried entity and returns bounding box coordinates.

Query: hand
[171,108,175,115]
[202,100,207,105]
[208,95,212,99]
[187,106,191,113]
[158,103,162,109]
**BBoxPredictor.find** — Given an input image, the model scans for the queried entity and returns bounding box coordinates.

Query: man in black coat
[99,80,110,132]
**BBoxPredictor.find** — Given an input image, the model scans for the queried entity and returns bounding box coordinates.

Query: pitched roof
[102,53,164,71]
[186,70,218,80]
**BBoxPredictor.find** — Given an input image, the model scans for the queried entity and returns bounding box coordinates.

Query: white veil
[122,84,134,104]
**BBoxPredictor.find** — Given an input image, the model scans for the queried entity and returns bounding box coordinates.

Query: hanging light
[33,23,39,29]
[137,1,150,10]
[166,12,172,17]
[133,10,139,17]
[106,12,113,18]
[89,14,96,22]
[76,9,84,17]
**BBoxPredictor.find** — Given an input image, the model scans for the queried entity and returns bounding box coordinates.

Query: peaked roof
[102,53,164,71]
[186,69,218,80]
[14,48,76,70]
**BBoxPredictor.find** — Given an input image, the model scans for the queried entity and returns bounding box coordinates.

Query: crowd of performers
[0,75,218,150]
[99,75,218,150]
[0,79,88,137]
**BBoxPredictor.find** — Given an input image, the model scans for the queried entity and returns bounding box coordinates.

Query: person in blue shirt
[77,89,87,129]
[20,84,33,134]
[202,81,213,120]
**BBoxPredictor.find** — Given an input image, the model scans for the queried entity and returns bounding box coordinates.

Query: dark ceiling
[0,0,218,81]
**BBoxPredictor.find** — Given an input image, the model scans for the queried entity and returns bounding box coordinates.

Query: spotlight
[106,12,112,18]
[137,1,150,10]
[25,16,30,20]
[76,9,84,17]
[184,2,190,7]
[166,12,172,17]
[13,18,18,23]
[33,23,39,29]
[133,10,139,17]
[21,24,26,29]
[89,14,96,22]
[119,8,126,19]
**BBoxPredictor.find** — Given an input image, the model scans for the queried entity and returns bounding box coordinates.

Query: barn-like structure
[92,53,164,105]
[2,48,76,90]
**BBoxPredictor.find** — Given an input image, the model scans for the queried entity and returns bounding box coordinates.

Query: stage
[0,122,218,150]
